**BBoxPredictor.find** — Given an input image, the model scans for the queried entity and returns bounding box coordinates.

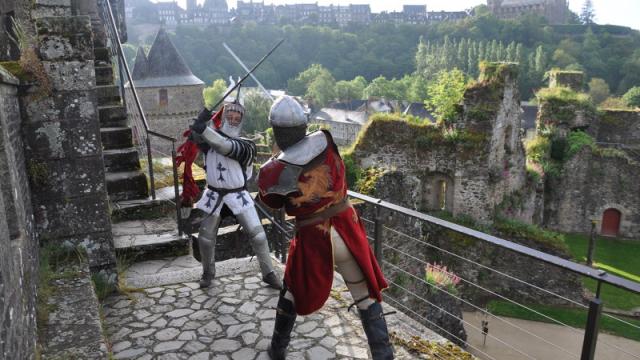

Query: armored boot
[359,302,394,360]
[197,215,221,288]
[237,210,283,290]
[268,292,297,360]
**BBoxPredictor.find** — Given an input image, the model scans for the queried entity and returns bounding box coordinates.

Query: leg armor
[268,288,297,360]
[236,208,282,289]
[197,214,221,288]
[332,228,394,359]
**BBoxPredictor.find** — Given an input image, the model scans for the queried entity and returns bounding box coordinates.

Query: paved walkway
[464,311,640,360]
[103,256,456,359]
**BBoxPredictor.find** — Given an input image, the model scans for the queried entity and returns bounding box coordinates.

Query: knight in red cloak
[257,96,394,359]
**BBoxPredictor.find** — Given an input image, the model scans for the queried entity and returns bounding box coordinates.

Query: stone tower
[129,27,205,153]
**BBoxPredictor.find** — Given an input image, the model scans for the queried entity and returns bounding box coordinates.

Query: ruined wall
[593,110,640,146]
[0,65,38,360]
[352,63,530,223]
[547,148,640,238]
[20,1,115,276]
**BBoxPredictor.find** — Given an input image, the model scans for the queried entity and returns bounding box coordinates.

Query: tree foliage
[242,90,272,135]
[580,0,595,25]
[424,69,467,125]
[202,79,227,110]
[623,87,640,108]
[588,78,610,104]
[126,12,640,103]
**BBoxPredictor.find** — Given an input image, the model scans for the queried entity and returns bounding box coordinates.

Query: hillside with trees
[124,6,640,102]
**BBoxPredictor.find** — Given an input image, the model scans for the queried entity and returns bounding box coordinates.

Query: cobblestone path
[103,258,448,359]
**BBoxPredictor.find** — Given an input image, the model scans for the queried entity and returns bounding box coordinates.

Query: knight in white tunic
[191,101,282,289]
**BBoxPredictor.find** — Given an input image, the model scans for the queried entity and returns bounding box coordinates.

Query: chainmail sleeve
[227,138,257,169]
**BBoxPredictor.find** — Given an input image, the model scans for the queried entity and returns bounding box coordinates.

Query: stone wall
[133,84,203,153]
[20,2,115,277]
[593,110,640,146]
[351,63,530,224]
[546,148,640,238]
[0,65,38,360]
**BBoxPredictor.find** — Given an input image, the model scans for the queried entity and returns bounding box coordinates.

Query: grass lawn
[486,233,640,341]
[564,233,640,311]
[487,300,640,341]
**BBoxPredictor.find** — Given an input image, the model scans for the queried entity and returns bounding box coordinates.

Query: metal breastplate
[277,131,328,166]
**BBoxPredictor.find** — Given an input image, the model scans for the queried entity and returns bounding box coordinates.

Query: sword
[210,39,284,111]
[224,42,274,101]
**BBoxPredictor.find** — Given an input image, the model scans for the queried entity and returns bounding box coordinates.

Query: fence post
[373,203,383,267]
[581,281,603,360]
[171,144,182,237]
[146,136,156,200]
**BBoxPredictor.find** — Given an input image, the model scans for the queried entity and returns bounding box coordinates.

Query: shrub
[623,87,640,108]
[425,263,461,295]
[565,130,596,158]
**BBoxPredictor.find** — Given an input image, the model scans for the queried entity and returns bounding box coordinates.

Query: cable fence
[348,190,640,360]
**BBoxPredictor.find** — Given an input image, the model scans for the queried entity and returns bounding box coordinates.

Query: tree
[424,69,467,125]
[335,76,367,102]
[623,87,640,108]
[580,0,595,25]
[306,71,336,109]
[588,78,610,105]
[242,90,273,135]
[202,79,228,110]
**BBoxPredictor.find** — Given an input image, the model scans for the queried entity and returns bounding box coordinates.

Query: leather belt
[206,185,247,213]
[295,198,351,229]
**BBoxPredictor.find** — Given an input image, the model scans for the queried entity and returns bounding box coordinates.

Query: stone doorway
[601,208,621,237]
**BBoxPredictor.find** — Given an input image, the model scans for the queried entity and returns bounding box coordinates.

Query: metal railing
[99,0,182,235]
[345,190,640,360]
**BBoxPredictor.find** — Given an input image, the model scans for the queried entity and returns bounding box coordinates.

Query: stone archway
[601,208,622,237]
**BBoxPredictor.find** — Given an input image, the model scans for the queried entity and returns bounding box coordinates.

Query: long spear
[210,39,284,111]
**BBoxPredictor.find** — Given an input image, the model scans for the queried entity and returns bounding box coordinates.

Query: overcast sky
[152,0,639,30]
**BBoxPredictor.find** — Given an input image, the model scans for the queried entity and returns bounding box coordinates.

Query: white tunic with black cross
[195,136,256,216]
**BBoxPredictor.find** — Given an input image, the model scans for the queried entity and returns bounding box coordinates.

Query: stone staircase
[92,26,148,203]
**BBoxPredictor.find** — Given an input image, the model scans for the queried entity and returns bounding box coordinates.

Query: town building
[128,27,205,152]
[487,0,569,25]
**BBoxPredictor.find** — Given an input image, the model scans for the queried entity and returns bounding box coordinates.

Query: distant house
[128,27,205,152]
[311,108,368,146]
[403,103,436,122]
[487,0,568,25]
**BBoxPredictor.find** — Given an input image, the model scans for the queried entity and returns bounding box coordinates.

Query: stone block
[34,195,111,239]
[31,6,72,19]
[43,61,95,91]
[35,0,71,6]
[24,89,97,123]
[27,156,107,201]
[56,231,117,269]
[23,118,101,160]
[38,29,94,61]
[549,71,584,91]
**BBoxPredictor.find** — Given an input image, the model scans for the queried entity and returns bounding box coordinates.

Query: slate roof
[312,108,368,125]
[403,102,436,122]
[130,28,204,88]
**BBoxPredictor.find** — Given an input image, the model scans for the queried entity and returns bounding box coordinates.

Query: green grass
[564,233,640,311]
[488,300,640,341]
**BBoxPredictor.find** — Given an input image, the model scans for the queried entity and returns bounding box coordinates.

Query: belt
[206,185,247,213]
[295,198,351,229]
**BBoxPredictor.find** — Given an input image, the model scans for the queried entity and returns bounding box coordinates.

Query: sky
[153,0,640,30]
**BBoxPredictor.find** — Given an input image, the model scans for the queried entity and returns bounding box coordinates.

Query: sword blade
[223,42,274,101]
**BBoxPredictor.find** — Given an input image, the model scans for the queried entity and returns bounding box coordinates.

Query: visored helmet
[269,95,308,150]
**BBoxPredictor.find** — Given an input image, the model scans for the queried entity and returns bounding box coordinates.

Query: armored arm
[190,108,234,154]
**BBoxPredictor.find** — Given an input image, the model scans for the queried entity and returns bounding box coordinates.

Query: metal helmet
[220,102,245,138]
[269,96,308,150]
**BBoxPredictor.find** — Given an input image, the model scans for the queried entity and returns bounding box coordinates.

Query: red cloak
[258,132,388,315]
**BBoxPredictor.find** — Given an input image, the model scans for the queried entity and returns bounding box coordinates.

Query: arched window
[159,88,168,108]
[601,208,621,237]
[438,180,447,211]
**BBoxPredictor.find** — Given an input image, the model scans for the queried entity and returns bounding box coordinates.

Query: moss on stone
[28,160,50,188]
[0,61,34,81]
[494,217,570,254]
[355,167,385,195]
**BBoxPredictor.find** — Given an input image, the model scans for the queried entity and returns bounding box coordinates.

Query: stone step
[106,170,149,202]
[103,148,141,173]
[98,104,128,128]
[101,127,133,150]
[95,65,114,86]
[96,85,121,106]
[94,47,111,63]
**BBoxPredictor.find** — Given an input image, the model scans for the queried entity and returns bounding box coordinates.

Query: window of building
[159,89,168,108]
